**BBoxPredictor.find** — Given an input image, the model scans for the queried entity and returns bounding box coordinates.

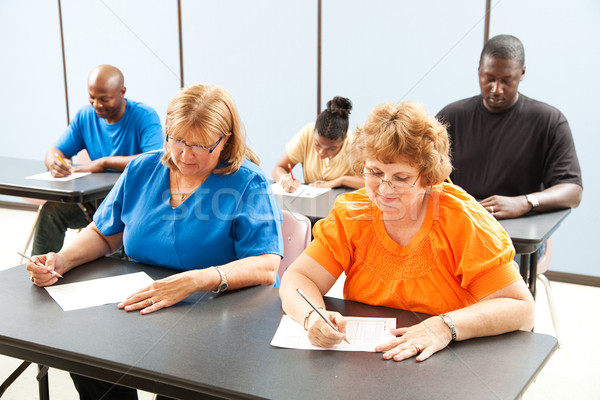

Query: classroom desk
[0,258,557,400]
[274,188,571,295]
[0,156,120,205]
[499,209,571,295]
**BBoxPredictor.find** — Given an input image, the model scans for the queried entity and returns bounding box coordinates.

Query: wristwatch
[525,194,539,210]
[212,266,228,293]
[440,314,456,341]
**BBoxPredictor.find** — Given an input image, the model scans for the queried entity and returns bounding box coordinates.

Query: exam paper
[45,272,155,311]
[26,171,91,181]
[270,315,396,352]
[270,183,331,198]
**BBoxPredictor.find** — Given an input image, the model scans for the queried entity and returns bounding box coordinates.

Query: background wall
[0,0,597,278]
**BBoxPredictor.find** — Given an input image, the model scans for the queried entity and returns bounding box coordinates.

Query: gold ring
[490,206,495,214]
[414,344,422,353]
[30,275,34,282]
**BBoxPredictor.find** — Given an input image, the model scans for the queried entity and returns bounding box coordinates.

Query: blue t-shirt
[55,99,164,160]
[94,150,283,273]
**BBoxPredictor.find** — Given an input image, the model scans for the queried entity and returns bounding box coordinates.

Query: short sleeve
[285,123,313,165]
[137,106,164,152]
[93,165,128,236]
[55,109,87,158]
[232,176,283,258]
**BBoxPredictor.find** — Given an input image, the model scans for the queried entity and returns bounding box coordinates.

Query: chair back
[279,210,312,279]
[537,237,552,275]
[76,149,92,165]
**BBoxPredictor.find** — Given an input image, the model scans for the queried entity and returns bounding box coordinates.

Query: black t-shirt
[436,94,582,199]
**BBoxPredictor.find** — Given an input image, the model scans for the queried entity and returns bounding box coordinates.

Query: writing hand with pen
[20,252,65,286]
[279,163,301,193]
[48,152,73,178]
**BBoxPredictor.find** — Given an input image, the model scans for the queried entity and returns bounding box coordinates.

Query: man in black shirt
[437,34,582,220]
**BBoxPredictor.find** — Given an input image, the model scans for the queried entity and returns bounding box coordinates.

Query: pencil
[297,288,350,344]
[17,251,64,279]
[55,153,68,167]
[287,163,295,181]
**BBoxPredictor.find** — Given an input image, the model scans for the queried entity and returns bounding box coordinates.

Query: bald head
[87,65,127,123]
[88,64,125,90]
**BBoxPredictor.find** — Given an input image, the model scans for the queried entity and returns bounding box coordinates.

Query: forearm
[98,155,139,171]
[280,270,328,324]
[336,175,364,189]
[446,286,535,341]
[273,165,291,182]
[533,183,582,212]
[57,224,123,273]
[199,254,280,292]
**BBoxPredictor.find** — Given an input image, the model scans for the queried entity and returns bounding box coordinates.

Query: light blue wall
[0,1,597,278]
[489,0,600,277]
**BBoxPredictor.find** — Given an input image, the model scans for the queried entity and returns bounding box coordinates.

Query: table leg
[36,364,50,400]
[529,252,538,297]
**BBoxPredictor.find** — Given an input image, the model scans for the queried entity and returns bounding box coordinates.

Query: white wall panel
[322,0,485,129]
[491,0,600,277]
[181,0,317,176]
[61,0,181,124]
[0,0,66,160]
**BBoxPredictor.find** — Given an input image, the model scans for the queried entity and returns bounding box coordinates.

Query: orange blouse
[305,184,521,315]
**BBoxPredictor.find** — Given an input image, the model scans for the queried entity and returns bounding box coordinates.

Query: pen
[287,163,295,181]
[297,288,350,344]
[17,251,64,279]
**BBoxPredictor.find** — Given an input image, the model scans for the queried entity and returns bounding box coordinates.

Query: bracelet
[303,307,324,331]
[279,174,291,186]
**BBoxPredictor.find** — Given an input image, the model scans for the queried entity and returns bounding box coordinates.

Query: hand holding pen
[19,251,64,285]
[280,163,301,193]
[297,288,350,345]
[50,152,72,177]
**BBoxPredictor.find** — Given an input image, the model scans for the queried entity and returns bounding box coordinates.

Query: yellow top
[285,123,355,183]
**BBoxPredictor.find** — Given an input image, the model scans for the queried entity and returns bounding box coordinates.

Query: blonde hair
[162,83,259,174]
[348,101,452,186]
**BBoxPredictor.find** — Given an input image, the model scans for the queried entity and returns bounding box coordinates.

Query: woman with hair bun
[273,96,363,192]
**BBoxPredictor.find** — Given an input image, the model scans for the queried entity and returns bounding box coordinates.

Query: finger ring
[490,206,495,214]
[150,298,155,306]
[30,275,34,282]
[414,344,422,353]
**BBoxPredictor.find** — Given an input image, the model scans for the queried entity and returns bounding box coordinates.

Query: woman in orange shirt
[280,101,535,362]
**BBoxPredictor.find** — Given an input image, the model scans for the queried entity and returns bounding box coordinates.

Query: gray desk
[0,258,557,400]
[274,188,571,295]
[0,156,120,204]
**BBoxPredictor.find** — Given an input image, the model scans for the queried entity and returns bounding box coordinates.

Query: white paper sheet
[45,272,155,311]
[26,171,91,181]
[271,315,396,352]
[270,183,331,198]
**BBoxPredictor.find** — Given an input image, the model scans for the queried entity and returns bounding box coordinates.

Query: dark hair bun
[326,96,352,118]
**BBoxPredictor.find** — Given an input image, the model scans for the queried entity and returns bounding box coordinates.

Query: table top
[0,156,120,203]
[498,209,571,254]
[0,258,557,400]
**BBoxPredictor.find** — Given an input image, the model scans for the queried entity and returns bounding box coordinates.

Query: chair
[279,210,312,279]
[536,237,561,347]
[20,149,92,259]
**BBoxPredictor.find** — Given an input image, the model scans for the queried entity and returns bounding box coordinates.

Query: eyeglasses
[167,135,225,154]
[361,167,420,190]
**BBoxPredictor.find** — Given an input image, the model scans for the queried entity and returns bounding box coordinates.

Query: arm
[272,152,301,193]
[480,182,582,219]
[280,253,348,346]
[375,278,535,362]
[45,147,72,177]
[73,154,140,173]
[310,174,364,189]
[119,253,281,314]
[26,222,123,286]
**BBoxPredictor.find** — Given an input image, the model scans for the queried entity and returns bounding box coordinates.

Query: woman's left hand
[309,178,337,189]
[374,316,452,362]
[118,270,199,314]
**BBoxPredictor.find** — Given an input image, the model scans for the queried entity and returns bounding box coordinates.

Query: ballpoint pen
[17,251,64,279]
[297,288,350,344]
